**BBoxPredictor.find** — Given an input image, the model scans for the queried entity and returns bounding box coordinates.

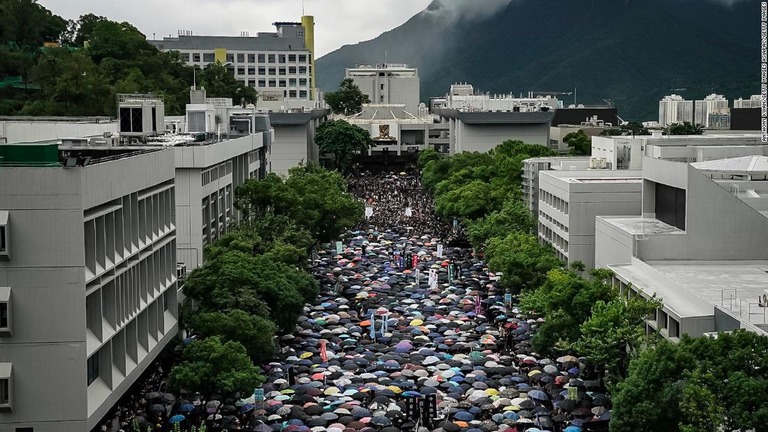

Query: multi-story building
[0,143,179,432]
[659,94,694,127]
[694,94,729,128]
[537,170,642,268]
[346,64,420,114]
[734,95,762,108]
[522,156,591,215]
[149,17,319,110]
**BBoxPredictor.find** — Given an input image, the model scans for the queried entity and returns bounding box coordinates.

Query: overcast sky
[38,0,434,57]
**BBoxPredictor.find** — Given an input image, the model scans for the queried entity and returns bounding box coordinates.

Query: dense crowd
[98,168,609,432]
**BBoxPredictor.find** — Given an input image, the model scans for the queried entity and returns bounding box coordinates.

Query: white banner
[437,244,443,258]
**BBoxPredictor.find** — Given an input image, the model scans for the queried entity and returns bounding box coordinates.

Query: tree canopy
[186,310,277,364]
[611,330,768,432]
[314,119,372,172]
[563,130,591,155]
[168,336,264,398]
[324,78,370,115]
[666,121,704,135]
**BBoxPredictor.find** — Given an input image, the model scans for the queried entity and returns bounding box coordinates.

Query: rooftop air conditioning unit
[589,157,598,169]
[599,158,608,169]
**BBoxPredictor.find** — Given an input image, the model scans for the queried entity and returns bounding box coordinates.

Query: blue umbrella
[453,411,474,421]
[565,427,582,432]
[179,404,195,413]
[169,414,185,424]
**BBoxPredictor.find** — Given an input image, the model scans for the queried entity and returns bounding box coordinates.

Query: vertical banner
[437,244,444,258]
[414,269,421,284]
[320,339,328,363]
[365,206,374,219]
[370,311,376,341]
[504,293,512,307]
[405,207,413,217]
[335,241,343,255]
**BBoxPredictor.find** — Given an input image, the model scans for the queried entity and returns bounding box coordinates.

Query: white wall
[272,124,310,176]
[458,124,549,154]
[0,120,118,143]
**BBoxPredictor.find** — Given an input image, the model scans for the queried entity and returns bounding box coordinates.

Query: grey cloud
[421,0,513,22]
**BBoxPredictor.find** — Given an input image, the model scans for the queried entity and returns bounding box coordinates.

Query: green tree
[466,199,534,247]
[186,310,277,364]
[314,119,372,172]
[599,121,650,137]
[563,130,591,155]
[666,121,703,135]
[324,78,370,115]
[183,250,317,333]
[485,231,561,292]
[572,292,660,383]
[417,147,443,169]
[168,337,264,398]
[0,0,66,47]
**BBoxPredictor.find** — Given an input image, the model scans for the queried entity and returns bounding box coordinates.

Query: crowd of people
[96,167,610,432]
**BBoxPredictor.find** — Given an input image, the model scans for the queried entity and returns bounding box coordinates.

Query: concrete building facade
[0,144,179,432]
[537,170,642,269]
[694,94,729,129]
[0,117,118,144]
[594,156,768,340]
[346,64,420,115]
[269,110,329,176]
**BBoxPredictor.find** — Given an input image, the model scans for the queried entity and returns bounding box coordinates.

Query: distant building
[0,116,117,144]
[522,156,591,216]
[659,94,694,127]
[432,83,560,113]
[734,95,762,108]
[346,64,420,114]
[731,108,762,130]
[694,94,729,128]
[0,143,179,431]
[149,16,321,111]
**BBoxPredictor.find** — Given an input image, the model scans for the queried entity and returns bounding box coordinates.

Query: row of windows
[86,239,176,347]
[202,186,233,246]
[202,161,233,187]
[84,184,175,281]
[87,294,175,388]
[247,78,309,88]
[539,210,569,233]
[539,223,569,254]
[235,66,309,76]
[188,52,309,64]
[540,190,569,214]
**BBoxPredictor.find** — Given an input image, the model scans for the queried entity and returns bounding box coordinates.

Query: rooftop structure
[432,83,560,113]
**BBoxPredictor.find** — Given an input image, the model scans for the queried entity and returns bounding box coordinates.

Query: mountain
[316,0,761,121]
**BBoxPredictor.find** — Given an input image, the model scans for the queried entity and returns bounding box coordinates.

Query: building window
[279,67,286,75]
[279,79,286,87]
[192,53,200,62]
[278,54,286,63]
[268,54,275,63]
[226,53,234,63]
[288,54,296,62]
[0,303,7,332]
[0,378,9,406]
[298,54,307,63]
[298,66,307,74]
[237,53,245,63]
[0,226,6,255]
[289,78,297,87]
[258,79,266,87]
[202,53,215,63]
[289,90,297,98]
[248,67,255,75]
[247,53,255,63]
[237,67,245,75]
[299,78,307,86]
[299,90,307,98]
[257,53,265,63]
[0,287,9,335]
[288,66,297,74]
[87,355,99,386]
[258,67,266,75]
[269,80,277,88]
[268,67,276,76]
[248,79,256,87]
[381,83,385,90]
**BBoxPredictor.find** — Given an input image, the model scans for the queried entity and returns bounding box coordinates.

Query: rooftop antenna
[302,0,305,15]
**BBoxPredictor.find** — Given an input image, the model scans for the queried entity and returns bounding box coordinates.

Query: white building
[659,94,694,127]
[537,170,642,269]
[0,143,179,431]
[150,17,321,111]
[522,156,591,215]
[432,83,560,113]
[0,116,118,144]
[734,95,762,108]
[694,94,729,128]
[268,110,329,176]
[594,156,768,340]
[346,64,421,114]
